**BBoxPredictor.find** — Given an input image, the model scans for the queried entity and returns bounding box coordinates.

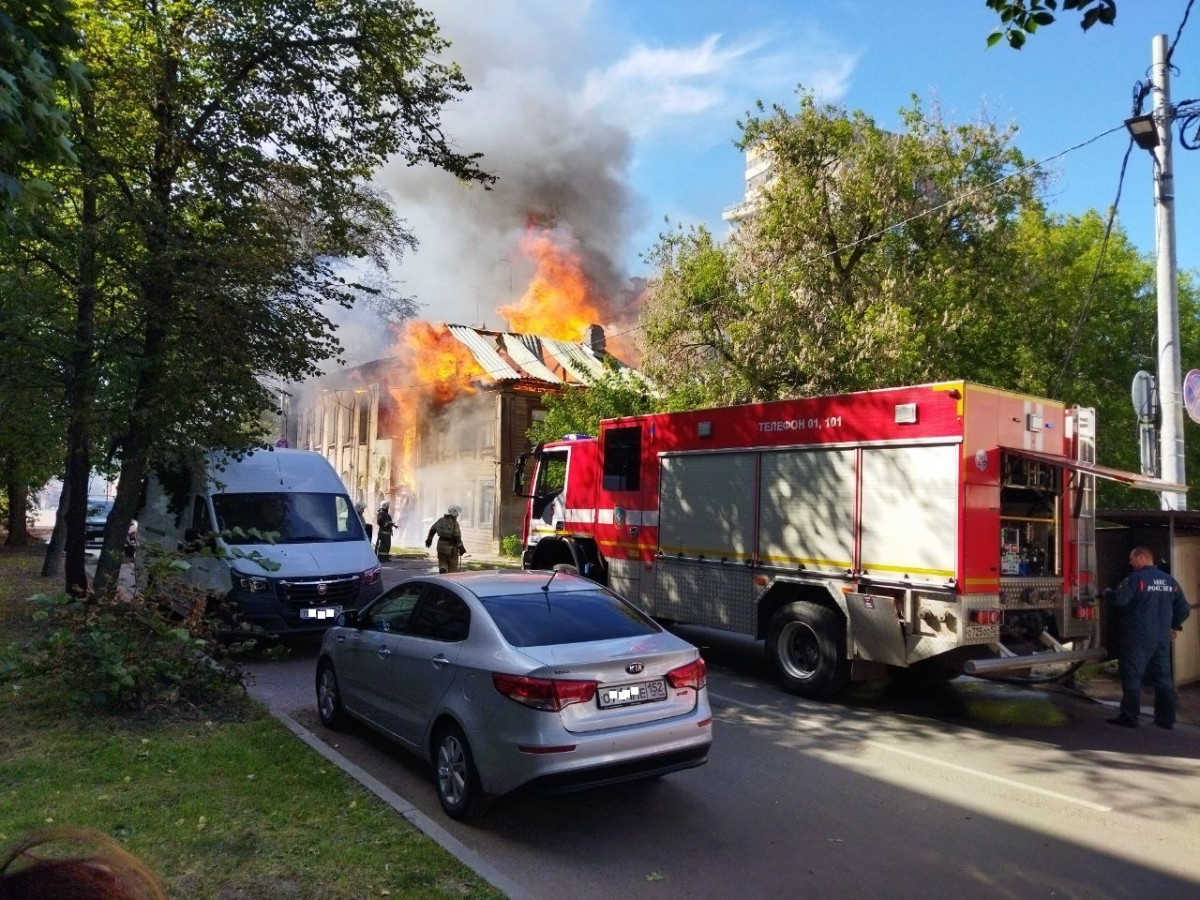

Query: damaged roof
[444,324,647,388]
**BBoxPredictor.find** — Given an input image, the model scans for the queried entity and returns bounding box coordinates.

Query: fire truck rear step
[962,647,1106,675]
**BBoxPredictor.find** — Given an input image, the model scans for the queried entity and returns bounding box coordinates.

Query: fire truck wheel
[766,602,850,699]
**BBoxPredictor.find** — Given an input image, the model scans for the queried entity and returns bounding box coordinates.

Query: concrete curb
[264,705,532,900]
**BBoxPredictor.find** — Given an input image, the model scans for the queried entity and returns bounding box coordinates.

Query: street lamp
[1124,113,1160,151]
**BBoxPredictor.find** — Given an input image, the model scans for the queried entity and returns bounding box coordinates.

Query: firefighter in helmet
[426,505,466,573]
[355,499,372,542]
[375,501,394,560]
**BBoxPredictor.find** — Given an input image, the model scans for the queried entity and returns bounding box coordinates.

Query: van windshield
[212,492,365,544]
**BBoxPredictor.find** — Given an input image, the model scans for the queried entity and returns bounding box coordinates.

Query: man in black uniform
[1106,546,1191,729]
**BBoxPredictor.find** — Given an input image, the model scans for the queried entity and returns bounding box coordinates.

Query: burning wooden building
[290,322,643,554]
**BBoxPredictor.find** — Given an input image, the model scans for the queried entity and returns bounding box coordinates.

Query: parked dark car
[316,570,712,819]
[85,497,136,556]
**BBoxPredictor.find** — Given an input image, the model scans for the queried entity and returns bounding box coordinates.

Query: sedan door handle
[431,654,450,669]
[377,646,392,658]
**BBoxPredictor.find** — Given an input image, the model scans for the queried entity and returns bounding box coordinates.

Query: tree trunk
[92,318,169,597]
[4,477,29,546]
[62,87,100,597]
[40,477,69,577]
[93,58,179,598]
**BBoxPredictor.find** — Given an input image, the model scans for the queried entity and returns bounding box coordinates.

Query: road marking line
[708,690,1113,813]
[867,742,1112,812]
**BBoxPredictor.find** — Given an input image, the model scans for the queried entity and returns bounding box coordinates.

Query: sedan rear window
[480,590,661,647]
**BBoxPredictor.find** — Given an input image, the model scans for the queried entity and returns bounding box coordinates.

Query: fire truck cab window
[602,426,641,492]
[533,451,568,522]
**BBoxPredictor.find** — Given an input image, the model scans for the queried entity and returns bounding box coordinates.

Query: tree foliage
[986,0,1117,49]
[643,92,1044,406]
[528,359,658,445]
[0,0,83,207]
[2,0,492,593]
[0,233,68,544]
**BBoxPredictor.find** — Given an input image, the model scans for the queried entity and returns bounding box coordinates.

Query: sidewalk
[384,546,521,569]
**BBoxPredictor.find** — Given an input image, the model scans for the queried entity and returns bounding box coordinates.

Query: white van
[137,448,384,635]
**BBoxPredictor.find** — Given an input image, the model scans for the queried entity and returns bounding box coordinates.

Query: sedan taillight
[492,673,598,711]
[666,657,707,690]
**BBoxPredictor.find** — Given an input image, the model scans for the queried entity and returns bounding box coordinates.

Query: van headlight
[361,565,382,586]
[233,571,270,593]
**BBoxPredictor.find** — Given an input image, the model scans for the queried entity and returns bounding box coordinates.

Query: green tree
[642,92,1044,407]
[0,0,83,208]
[529,359,658,445]
[988,208,1200,506]
[9,0,492,595]
[986,0,1116,49]
[0,235,68,544]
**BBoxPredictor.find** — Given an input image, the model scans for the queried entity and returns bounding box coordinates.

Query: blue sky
[602,0,1198,273]
[353,0,1199,355]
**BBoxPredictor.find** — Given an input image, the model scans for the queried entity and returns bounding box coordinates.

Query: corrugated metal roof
[441,324,646,388]
[446,325,521,382]
[540,336,608,382]
[499,334,559,383]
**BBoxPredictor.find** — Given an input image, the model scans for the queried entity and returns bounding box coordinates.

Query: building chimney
[583,324,606,357]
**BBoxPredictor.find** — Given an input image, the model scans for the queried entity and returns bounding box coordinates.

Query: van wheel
[551,563,579,575]
[766,602,850,699]
[434,724,486,820]
[316,661,347,730]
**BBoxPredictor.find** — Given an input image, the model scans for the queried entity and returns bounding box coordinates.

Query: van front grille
[277,574,360,607]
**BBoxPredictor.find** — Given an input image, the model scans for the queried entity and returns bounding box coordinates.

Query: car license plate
[300,607,341,620]
[597,679,667,709]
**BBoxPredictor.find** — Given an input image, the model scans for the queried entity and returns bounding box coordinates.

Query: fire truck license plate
[300,607,341,620]
[598,680,667,708]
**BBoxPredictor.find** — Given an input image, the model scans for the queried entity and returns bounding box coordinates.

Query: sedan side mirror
[337,609,359,628]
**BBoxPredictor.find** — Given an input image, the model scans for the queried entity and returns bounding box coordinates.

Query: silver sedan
[315,570,712,819]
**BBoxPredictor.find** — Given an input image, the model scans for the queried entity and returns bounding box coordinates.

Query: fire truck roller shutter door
[766,600,851,699]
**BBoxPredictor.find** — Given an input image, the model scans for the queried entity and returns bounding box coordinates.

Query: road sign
[1132,370,1155,421]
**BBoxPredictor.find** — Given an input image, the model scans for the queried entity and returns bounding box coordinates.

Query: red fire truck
[514,381,1183,698]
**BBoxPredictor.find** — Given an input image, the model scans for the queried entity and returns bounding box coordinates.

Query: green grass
[0,546,505,899]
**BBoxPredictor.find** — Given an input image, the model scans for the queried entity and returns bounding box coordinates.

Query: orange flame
[498,228,605,341]
[397,321,485,405]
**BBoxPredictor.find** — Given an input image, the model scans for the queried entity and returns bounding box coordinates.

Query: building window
[602,425,641,492]
[478,479,495,526]
[461,483,474,527]
[358,401,369,445]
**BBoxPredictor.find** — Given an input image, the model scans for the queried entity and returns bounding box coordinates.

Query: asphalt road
[243,558,1200,899]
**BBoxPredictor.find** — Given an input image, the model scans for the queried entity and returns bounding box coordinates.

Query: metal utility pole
[1151,33,1186,510]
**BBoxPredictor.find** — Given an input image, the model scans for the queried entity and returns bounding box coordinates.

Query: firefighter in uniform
[355,500,372,542]
[375,501,394,560]
[425,505,465,573]
[1105,546,1191,729]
